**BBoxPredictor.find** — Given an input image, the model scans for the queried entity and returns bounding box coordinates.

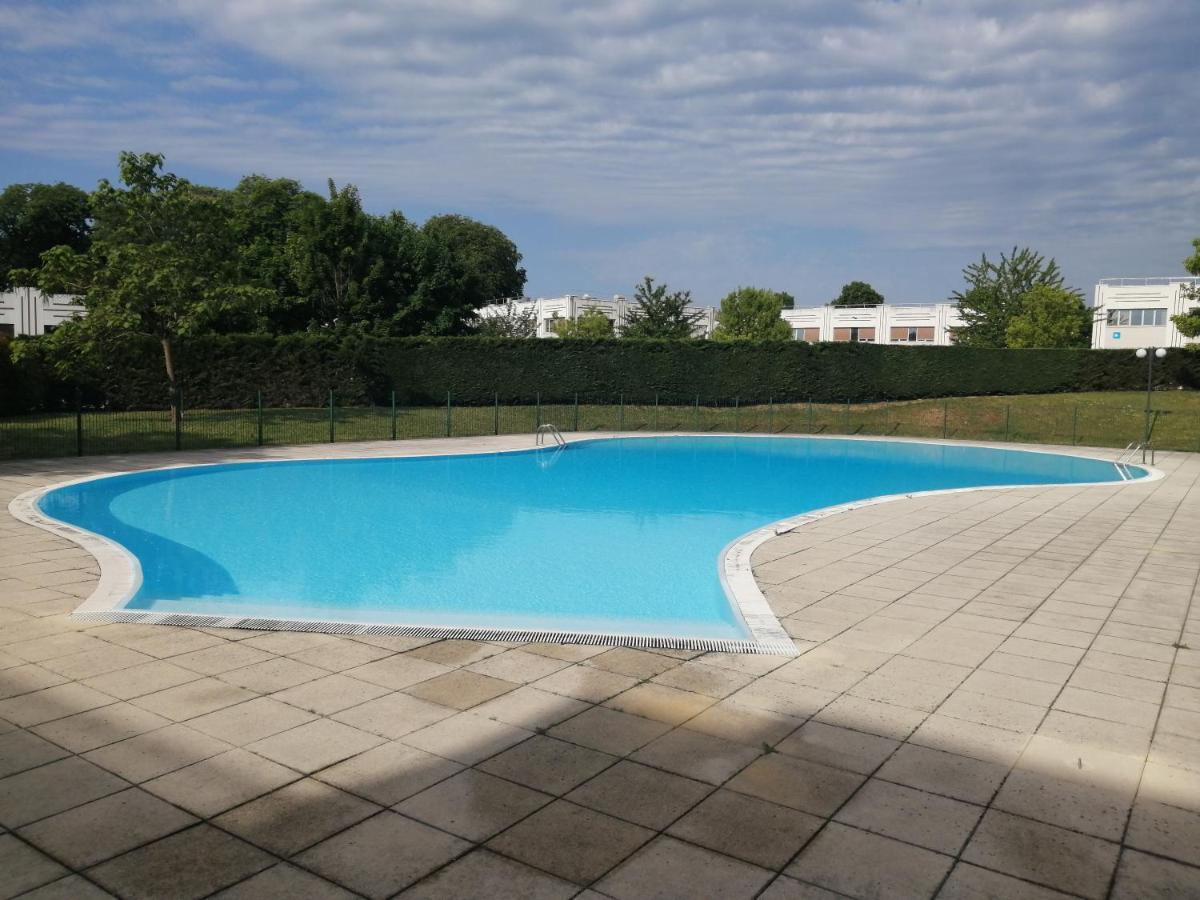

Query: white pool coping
[7,433,1161,656]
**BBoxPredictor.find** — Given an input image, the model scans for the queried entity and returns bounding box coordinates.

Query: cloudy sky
[1,0,1197,306]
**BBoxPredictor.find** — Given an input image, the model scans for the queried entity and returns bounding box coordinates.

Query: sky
[1,0,1197,308]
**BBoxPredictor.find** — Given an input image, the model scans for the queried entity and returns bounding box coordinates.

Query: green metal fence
[0,391,1188,461]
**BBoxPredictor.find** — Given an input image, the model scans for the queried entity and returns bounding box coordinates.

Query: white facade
[0,288,85,338]
[478,294,717,338]
[1091,277,1200,350]
[780,303,965,345]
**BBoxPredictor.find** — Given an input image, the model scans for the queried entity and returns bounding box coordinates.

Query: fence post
[654,393,659,431]
[843,399,849,434]
[257,391,264,447]
[329,389,335,443]
[445,391,452,438]
[494,392,500,436]
[175,384,183,452]
[694,394,700,431]
[734,397,740,433]
[574,393,580,432]
[807,398,814,434]
[1071,405,1079,446]
[942,398,948,439]
[883,400,889,435]
[75,388,83,457]
[1004,404,1011,442]
[768,396,774,433]
[619,393,624,430]
[536,392,542,429]
[390,390,397,440]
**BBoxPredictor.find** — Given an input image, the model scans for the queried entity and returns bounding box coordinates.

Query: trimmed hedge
[4,334,1199,413]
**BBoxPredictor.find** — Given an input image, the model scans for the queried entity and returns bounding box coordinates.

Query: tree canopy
[1170,238,1200,338]
[713,287,792,340]
[475,299,537,337]
[0,182,91,288]
[950,247,1079,348]
[1005,284,1092,348]
[422,214,526,308]
[553,308,613,338]
[622,276,704,339]
[831,281,883,307]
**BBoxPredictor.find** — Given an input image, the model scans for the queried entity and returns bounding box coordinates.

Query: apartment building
[0,288,86,338]
[780,302,965,345]
[478,294,717,338]
[1091,277,1200,350]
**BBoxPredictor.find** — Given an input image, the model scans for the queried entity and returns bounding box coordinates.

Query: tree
[1005,284,1092,348]
[622,276,704,339]
[0,182,91,288]
[1170,238,1200,338]
[475,299,537,337]
[951,246,1075,348]
[712,287,792,340]
[422,214,526,308]
[831,281,883,307]
[30,152,270,418]
[553,308,613,338]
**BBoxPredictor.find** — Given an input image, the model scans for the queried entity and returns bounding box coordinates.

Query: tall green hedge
[4,334,1198,413]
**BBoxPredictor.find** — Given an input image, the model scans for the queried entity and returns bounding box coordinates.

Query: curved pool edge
[7,433,1162,657]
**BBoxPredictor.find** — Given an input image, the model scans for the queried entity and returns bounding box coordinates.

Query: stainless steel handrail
[535,423,565,446]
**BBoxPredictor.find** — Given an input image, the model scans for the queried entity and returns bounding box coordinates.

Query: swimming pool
[26,436,1143,652]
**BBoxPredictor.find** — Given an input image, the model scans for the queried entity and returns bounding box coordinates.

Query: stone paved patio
[1,435,1198,899]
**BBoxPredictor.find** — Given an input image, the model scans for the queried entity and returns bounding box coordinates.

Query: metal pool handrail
[536,423,565,446]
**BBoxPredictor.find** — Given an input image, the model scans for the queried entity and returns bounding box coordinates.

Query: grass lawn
[1,391,1195,460]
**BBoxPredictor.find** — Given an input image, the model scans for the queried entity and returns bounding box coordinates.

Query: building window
[1106,308,1167,327]
[889,326,935,342]
[792,327,820,342]
[833,327,875,342]
[43,325,57,334]
[543,317,559,332]
[0,323,14,339]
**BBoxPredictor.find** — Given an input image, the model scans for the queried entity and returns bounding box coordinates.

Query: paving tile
[329,691,456,739]
[876,742,1008,804]
[588,647,682,679]
[0,833,69,898]
[402,848,576,900]
[345,654,451,691]
[487,800,654,886]
[170,642,274,675]
[287,638,394,672]
[0,756,127,828]
[813,694,927,740]
[86,824,274,900]
[81,660,199,700]
[835,777,983,854]
[406,639,508,667]
[242,631,338,656]
[1138,761,1200,813]
[466,649,572,683]
[0,729,69,779]
[18,787,197,869]
[297,811,470,899]
[404,669,519,709]
[131,678,256,722]
[478,734,615,795]
[472,685,590,730]
[962,809,1120,899]
[596,835,773,899]
[31,702,171,753]
[39,645,155,681]
[1110,848,1200,899]
[217,657,328,693]
[186,695,316,745]
[1053,686,1160,729]
[0,664,66,700]
[16,873,117,899]
[211,863,357,899]
[401,712,532,765]
[567,760,712,830]
[1036,710,1152,757]
[775,720,899,774]
[728,678,836,719]
[397,768,551,841]
[272,673,391,715]
[315,741,463,806]
[651,661,756,698]
[247,718,384,773]
[938,690,1046,733]
[681,700,803,748]
[787,822,953,900]
[143,748,298,817]
[118,630,226,660]
[668,788,822,869]
[535,664,639,703]
[630,727,760,785]
[938,861,1076,899]
[82,723,232,783]
[549,705,671,756]
[727,752,865,816]
[757,874,845,899]
[0,682,114,727]
[1125,798,1200,867]
[214,777,379,855]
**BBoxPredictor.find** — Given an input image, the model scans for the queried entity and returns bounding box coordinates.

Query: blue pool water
[38,437,1139,640]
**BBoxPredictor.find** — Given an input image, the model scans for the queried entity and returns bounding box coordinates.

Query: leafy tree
[1005,284,1092,348]
[553,308,614,338]
[422,214,526,308]
[951,246,1076,348]
[0,182,91,288]
[30,152,270,417]
[713,287,792,340]
[831,281,883,307]
[622,276,703,339]
[475,299,537,337]
[1170,238,1200,338]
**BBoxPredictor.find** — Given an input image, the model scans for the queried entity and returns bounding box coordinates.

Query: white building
[478,294,717,338]
[1091,277,1200,350]
[0,288,86,338]
[780,302,965,345]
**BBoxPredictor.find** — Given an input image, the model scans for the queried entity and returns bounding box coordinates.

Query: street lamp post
[1135,347,1166,456]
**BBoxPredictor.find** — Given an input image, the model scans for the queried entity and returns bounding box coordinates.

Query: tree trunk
[162,336,180,425]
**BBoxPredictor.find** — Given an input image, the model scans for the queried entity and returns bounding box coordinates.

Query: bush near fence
[4,333,1200,413]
